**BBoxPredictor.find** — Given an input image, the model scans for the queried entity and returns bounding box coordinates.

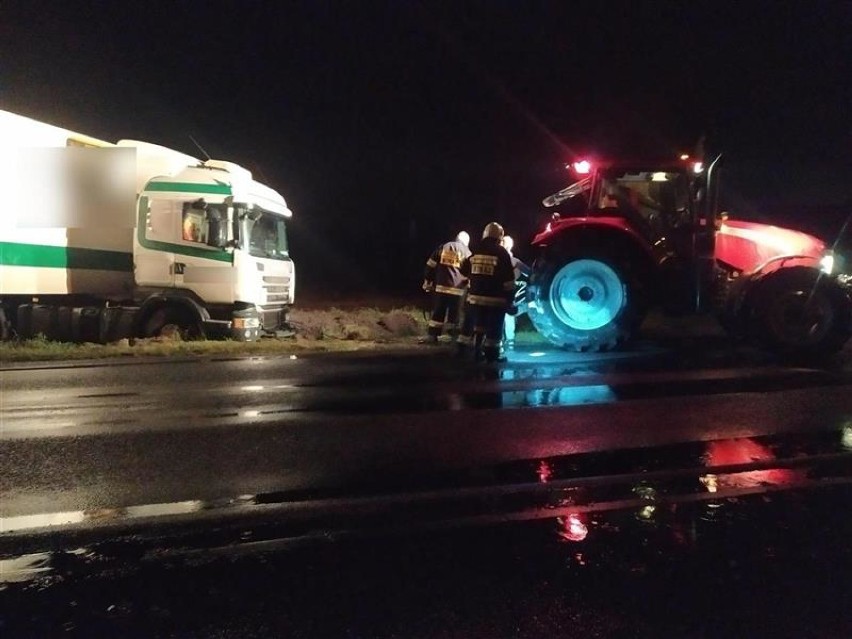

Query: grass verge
[0,306,432,363]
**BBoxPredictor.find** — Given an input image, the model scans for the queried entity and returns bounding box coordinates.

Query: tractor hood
[715,219,826,274]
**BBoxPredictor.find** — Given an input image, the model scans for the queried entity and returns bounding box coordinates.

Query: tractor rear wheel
[527,250,646,351]
[750,268,851,357]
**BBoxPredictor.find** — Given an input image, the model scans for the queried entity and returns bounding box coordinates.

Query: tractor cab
[541,158,702,247]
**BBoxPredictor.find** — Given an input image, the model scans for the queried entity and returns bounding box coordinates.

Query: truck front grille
[262,276,291,306]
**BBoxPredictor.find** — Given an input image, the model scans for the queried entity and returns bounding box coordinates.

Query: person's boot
[473,333,485,361]
[418,334,438,345]
[484,346,507,363]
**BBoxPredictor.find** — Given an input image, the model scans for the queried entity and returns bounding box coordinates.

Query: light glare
[572,160,592,174]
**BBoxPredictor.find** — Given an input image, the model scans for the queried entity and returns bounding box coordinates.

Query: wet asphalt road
[3,486,852,638]
[2,338,852,636]
[2,341,852,523]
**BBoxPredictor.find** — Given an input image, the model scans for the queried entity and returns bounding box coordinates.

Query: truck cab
[129,145,295,340]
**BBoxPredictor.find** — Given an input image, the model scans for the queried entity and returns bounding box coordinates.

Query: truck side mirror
[206,210,228,249]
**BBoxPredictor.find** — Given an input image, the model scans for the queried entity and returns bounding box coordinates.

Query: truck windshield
[240,208,289,260]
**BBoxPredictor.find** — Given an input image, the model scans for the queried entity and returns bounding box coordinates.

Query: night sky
[3,1,851,295]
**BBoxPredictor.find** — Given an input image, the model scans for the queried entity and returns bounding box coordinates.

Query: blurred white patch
[14,147,136,228]
[182,265,235,283]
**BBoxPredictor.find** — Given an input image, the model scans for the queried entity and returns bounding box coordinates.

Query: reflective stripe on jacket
[424,239,471,296]
[461,237,515,307]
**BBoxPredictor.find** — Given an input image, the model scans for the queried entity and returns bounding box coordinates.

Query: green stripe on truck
[144,182,232,195]
[0,242,133,271]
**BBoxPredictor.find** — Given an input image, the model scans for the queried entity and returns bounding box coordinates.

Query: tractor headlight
[820,252,835,275]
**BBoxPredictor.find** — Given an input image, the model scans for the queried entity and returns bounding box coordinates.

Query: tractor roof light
[572,160,592,175]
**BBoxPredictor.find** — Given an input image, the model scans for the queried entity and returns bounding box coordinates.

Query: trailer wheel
[143,306,202,341]
[751,268,851,357]
[527,251,646,351]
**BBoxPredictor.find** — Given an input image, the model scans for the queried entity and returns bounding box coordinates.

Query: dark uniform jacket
[425,239,472,296]
[461,237,516,307]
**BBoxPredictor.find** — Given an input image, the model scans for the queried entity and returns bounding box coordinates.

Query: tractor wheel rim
[549,259,625,331]
[768,290,833,345]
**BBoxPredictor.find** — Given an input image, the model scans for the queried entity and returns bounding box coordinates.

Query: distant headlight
[820,252,835,275]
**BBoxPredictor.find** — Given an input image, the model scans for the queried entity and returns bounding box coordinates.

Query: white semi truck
[0,110,295,342]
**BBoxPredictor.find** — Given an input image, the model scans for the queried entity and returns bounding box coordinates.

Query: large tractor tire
[749,267,851,357]
[527,250,647,351]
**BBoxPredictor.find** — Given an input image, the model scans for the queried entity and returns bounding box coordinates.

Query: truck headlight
[233,317,260,329]
[820,252,835,275]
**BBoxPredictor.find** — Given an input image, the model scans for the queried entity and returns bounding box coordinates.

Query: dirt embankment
[288,306,425,342]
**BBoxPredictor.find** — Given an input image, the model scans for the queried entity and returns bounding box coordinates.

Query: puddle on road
[0,552,54,584]
[195,366,846,419]
[1,500,206,535]
[3,430,851,589]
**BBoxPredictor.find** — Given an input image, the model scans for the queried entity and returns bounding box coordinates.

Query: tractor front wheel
[750,268,851,357]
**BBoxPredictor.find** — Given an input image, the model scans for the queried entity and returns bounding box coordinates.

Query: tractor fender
[532,220,660,296]
[532,216,658,261]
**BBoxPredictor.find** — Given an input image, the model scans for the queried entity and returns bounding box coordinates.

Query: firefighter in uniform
[456,222,515,362]
[421,231,471,343]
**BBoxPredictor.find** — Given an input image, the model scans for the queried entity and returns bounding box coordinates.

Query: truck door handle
[173,262,186,275]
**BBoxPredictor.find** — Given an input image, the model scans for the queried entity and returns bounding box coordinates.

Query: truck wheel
[143,307,202,340]
[751,268,851,357]
[0,306,10,341]
[527,251,645,351]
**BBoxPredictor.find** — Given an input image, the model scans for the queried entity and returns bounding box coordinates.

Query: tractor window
[602,170,690,231]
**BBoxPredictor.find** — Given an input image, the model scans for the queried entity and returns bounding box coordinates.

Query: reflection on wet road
[3,485,852,637]
[3,348,851,436]
[1,344,851,557]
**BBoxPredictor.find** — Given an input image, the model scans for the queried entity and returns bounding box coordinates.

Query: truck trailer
[0,110,295,342]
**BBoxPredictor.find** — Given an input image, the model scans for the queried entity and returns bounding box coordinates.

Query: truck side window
[147,199,179,242]
[181,202,209,244]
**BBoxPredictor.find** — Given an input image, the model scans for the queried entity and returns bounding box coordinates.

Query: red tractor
[526,156,852,356]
